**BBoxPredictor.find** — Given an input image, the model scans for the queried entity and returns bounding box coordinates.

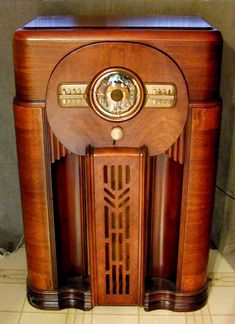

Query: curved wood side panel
[177,102,222,291]
[149,155,183,282]
[51,153,83,284]
[14,104,57,291]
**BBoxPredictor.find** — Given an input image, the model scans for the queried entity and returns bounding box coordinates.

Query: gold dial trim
[88,68,145,122]
[57,83,88,108]
[145,84,177,108]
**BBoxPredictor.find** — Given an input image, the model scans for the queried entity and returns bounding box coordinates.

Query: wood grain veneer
[86,147,147,306]
[13,27,222,103]
[177,102,222,291]
[46,41,188,156]
[14,103,57,291]
[51,153,83,284]
[149,154,183,282]
[13,16,222,312]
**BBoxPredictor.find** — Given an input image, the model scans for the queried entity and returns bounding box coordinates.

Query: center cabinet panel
[86,147,147,305]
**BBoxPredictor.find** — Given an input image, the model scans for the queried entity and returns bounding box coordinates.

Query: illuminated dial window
[89,68,144,122]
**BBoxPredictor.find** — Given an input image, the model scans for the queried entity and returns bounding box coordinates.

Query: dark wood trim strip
[27,281,92,311]
[144,282,208,312]
[78,155,89,279]
[86,146,97,307]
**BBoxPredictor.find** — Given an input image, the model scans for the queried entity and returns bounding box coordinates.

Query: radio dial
[89,68,144,122]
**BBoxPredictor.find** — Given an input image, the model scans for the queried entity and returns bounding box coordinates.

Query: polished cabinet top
[24,15,213,30]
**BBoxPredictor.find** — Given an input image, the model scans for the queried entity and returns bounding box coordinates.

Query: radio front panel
[13,16,222,312]
[46,42,188,156]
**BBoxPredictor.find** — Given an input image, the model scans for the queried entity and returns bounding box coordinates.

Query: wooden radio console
[13,16,222,311]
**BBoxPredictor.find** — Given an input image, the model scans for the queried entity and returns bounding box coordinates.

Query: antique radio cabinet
[13,16,222,311]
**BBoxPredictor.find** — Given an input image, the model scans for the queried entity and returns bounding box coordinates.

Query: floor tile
[140,315,186,324]
[208,250,234,273]
[0,248,27,270]
[66,313,83,323]
[83,314,92,324]
[23,298,68,314]
[0,312,21,324]
[190,304,210,316]
[19,312,67,324]
[202,316,213,324]
[185,314,212,324]
[0,247,234,322]
[139,308,184,316]
[208,287,235,315]
[92,314,138,324]
[211,316,235,324]
[0,283,25,311]
[0,269,27,284]
[67,308,86,315]
[93,306,138,315]
[209,272,235,287]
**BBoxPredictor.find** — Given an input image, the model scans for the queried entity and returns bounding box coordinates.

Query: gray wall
[0,1,235,265]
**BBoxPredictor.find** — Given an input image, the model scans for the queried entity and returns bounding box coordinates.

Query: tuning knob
[111,127,124,141]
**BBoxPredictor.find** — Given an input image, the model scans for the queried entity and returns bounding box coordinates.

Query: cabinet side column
[177,102,221,291]
[14,103,57,291]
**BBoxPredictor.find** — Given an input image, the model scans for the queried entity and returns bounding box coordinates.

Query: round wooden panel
[46,42,188,155]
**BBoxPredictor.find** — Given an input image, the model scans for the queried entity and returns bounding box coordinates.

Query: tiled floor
[0,247,235,324]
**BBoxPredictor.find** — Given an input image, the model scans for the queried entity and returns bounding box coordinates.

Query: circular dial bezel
[89,68,145,122]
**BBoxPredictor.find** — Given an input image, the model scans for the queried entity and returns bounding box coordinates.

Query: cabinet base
[144,281,208,312]
[27,280,208,312]
[27,282,92,311]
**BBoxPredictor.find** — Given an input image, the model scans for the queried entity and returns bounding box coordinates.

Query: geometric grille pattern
[103,165,131,296]
[91,147,146,306]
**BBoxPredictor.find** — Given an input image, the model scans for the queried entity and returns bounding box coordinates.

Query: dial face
[89,68,144,121]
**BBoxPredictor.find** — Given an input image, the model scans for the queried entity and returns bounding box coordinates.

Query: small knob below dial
[111,127,124,141]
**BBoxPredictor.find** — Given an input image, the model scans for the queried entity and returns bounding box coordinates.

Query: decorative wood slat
[49,128,70,163]
[165,129,185,164]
